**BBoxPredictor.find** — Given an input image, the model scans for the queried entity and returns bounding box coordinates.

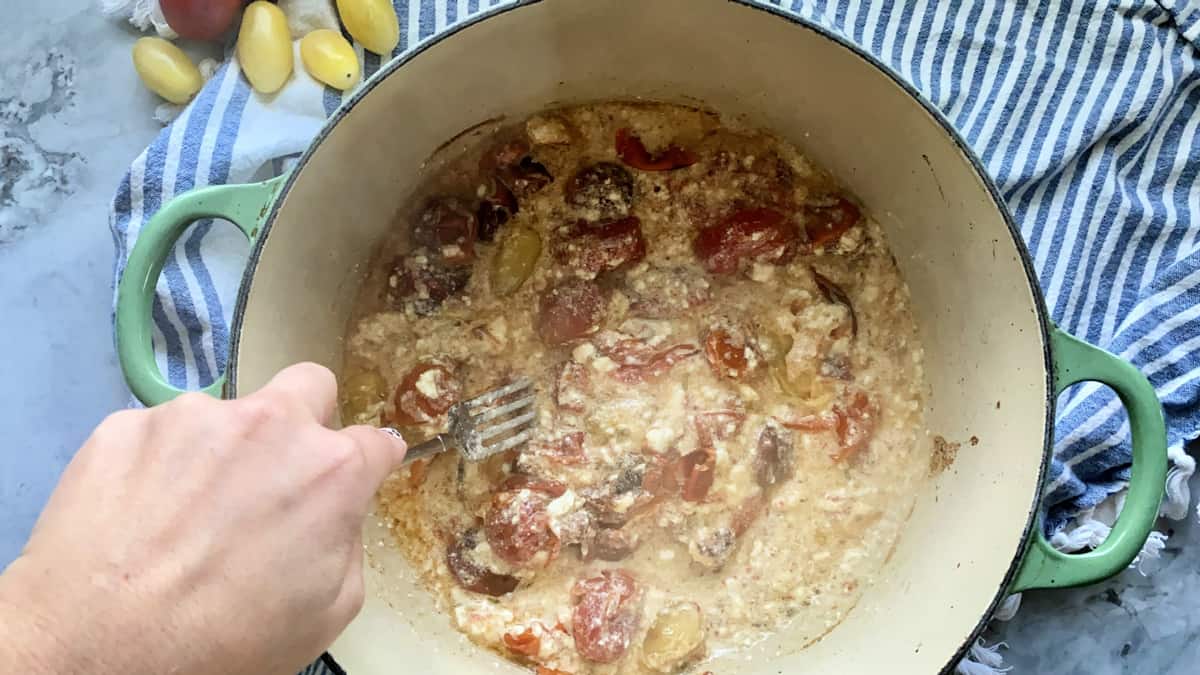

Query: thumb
[339,425,408,502]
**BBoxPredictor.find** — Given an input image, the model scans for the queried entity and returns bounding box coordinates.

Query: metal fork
[388,377,538,465]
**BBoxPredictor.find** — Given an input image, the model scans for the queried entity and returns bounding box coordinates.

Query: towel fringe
[960,493,1174,673]
[955,638,1012,674]
[95,0,176,39]
[1163,445,1195,520]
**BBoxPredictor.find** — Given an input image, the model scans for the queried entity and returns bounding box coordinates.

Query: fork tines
[452,377,538,461]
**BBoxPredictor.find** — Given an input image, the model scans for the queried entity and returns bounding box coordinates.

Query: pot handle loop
[116,176,287,406]
[1010,326,1167,592]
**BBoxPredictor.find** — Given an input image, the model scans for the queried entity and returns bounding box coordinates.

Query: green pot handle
[1010,326,1167,592]
[116,176,287,406]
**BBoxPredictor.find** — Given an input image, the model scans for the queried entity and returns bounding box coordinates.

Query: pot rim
[226,1,1055,671]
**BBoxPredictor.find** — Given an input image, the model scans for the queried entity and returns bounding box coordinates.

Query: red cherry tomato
[390,360,461,426]
[553,216,647,276]
[536,280,605,345]
[693,207,798,274]
[161,0,243,41]
[805,197,862,248]
[446,530,519,596]
[615,128,698,171]
[703,328,756,380]
[833,390,878,462]
[484,488,560,566]
[571,569,641,663]
[680,449,716,502]
[503,627,541,657]
[555,361,591,413]
[693,410,746,447]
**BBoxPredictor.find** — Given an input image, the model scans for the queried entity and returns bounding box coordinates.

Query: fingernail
[379,427,406,444]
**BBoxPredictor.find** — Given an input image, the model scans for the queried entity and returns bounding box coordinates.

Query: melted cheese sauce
[343,102,930,675]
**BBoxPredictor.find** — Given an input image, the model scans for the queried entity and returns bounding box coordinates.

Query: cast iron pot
[115,1,1169,672]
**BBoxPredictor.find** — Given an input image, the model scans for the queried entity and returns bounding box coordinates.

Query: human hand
[0,363,405,675]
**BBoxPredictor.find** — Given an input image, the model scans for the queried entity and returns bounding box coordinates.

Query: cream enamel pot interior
[115,1,1169,673]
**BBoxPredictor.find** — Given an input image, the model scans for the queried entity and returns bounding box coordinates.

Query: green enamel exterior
[1010,326,1168,592]
[115,176,287,406]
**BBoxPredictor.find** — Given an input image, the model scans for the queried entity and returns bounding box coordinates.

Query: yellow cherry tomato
[336,0,400,56]
[237,1,294,94]
[300,29,361,90]
[131,37,203,105]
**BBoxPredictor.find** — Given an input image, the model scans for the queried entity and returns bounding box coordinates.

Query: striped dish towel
[108,1,1200,672]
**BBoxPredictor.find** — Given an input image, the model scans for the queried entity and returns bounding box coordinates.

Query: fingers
[255,362,339,423]
[339,425,408,500]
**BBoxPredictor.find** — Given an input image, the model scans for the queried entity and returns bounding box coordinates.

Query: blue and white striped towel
[110,0,1200,671]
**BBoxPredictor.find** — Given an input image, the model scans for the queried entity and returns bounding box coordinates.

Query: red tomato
[391,360,462,426]
[777,411,837,432]
[732,494,766,536]
[553,217,647,276]
[679,449,716,502]
[484,488,560,566]
[500,473,568,497]
[693,207,798,274]
[385,255,471,316]
[641,451,682,497]
[503,628,541,657]
[805,197,862,248]
[693,411,746,447]
[446,530,519,596]
[536,280,605,345]
[531,431,588,464]
[161,0,242,41]
[571,570,641,663]
[476,178,518,242]
[615,128,698,171]
[411,198,478,264]
[555,362,591,413]
[592,331,700,384]
[833,391,878,462]
[703,328,756,380]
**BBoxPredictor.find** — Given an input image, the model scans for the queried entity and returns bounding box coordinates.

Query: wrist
[0,559,81,673]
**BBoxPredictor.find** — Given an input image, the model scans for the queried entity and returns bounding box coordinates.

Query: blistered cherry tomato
[592,331,700,384]
[571,570,641,663]
[477,178,518,242]
[530,431,588,464]
[484,487,560,566]
[834,390,878,461]
[615,128,698,171]
[503,627,541,657]
[703,328,757,380]
[412,198,478,264]
[805,197,862,248]
[693,207,798,274]
[555,362,590,413]
[553,216,647,276]
[446,529,519,596]
[385,255,471,315]
[536,280,605,345]
[566,162,635,216]
[680,449,715,502]
[391,360,461,426]
[693,410,746,447]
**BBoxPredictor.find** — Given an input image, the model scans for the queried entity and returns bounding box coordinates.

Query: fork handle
[397,432,455,465]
